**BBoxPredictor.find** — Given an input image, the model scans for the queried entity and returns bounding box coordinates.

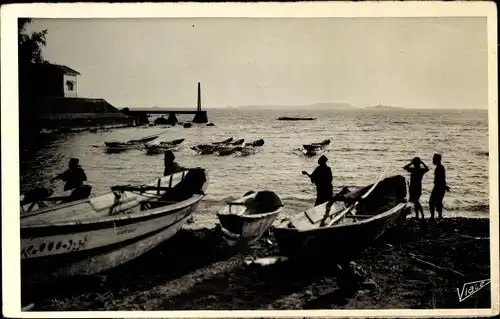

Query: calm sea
[20,108,490,228]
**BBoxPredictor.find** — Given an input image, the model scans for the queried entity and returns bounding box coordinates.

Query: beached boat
[21,168,208,282]
[21,185,93,214]
[217,190,283,247]
[144,138,185,155]
[273,174,408,261]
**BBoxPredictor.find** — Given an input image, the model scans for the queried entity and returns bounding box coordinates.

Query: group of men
[303,153,450,220]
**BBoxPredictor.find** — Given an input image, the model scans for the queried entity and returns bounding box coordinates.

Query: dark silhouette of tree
[18,18,48,65]
[18,18,49,157]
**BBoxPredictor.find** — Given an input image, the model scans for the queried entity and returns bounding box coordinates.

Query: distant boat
[230,139,245,146]
[239,139,265,156]
[217,190,283,247]
[104,133,162,153]
[278,117,316,121]
[144,138,185,155]
[191,137,235,155]
[301,139,331,156]
[216,146,240,156]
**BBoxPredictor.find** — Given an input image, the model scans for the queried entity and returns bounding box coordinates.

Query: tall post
[192,81,208,123]
[197,82,201,112]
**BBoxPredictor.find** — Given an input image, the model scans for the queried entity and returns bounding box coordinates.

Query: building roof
[31,97,128,117]
[29,63,81,76]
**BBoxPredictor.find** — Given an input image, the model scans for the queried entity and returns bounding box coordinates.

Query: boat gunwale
[274,202,407,234]
[21,171,208,229]
[20,170,191,219]
[217,206,283,220]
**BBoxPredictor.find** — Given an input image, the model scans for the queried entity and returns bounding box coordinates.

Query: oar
[325,165,390,227]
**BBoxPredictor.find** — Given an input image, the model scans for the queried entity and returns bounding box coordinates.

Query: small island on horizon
[370,104,402,109]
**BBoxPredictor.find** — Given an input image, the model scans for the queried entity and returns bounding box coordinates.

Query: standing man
[302,155,333,206]
[403,157,430,219]
[429,153,450,220]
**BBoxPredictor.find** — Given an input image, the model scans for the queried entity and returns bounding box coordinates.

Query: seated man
[163,150,185,176]
[52,158,87,191]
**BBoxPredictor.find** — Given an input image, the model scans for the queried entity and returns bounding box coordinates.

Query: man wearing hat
[302,155,333,206]
[52,158,88,191]
[164,150,185,176]
[429,153,450,220]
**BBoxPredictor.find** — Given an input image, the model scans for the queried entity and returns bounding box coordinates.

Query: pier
[123,82,208,125]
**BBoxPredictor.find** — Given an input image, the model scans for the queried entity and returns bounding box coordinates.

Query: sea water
[20,108,490,228]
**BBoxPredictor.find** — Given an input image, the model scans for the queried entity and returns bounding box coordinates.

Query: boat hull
[217,191,282,247]
[21,169,208,281]
[273,175,408,261]
[273,203,406,261]
[218,212,280,247]
[21,201,200,282]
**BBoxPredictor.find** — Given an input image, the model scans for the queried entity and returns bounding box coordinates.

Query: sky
[27,17,489,109]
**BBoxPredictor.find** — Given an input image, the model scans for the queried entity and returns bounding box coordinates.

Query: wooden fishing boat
[144,138,185,155]
[21,185,93,214]
[273,173,408,261]
[301,139,331,156]
[104,133,162,152]
[212,137,233,145]
[21,168,208,282]
[278,117,316,121]
[239,139,265,156]
[216,146,240,156]
[217,190,283,247]
[230,139,245,146]
[191,144,217,155]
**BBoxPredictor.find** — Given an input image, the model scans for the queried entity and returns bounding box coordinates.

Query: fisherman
[164,150,185,176]
[403,157,430,219]
[51,158,88,191]
[302,155,333,206]
[429,153,450,220]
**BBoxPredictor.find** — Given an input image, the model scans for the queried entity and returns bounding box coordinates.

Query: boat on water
[230,139,245,146]
[217,190,283,247]
[104,133,162,153]
[191,137,235,155]
[273,173,408,261]
[21,185,93,214]
[278,117,316,121]
[216,146,241,156]
[239,139,265,156]
[144,138,185,155]
[21,168,208,282]
[212,137,233,145]
[301,139,331,156]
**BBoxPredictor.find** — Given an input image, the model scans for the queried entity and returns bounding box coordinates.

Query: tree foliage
[18,18,48,66]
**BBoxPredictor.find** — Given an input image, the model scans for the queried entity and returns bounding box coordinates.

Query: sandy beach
[22,217,490,311]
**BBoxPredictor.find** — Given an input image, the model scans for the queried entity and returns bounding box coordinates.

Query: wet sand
[22,217,490,311]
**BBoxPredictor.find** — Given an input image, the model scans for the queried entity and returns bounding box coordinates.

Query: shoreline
[22,217,491,311]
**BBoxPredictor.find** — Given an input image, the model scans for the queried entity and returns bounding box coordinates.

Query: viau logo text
[456,279,491,302]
